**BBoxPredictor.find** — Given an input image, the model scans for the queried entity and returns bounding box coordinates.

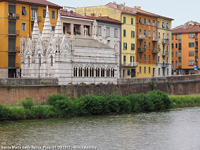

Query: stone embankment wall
[1,75,200,105]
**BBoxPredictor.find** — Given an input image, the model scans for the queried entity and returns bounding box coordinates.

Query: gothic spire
[54,10,63,38]
[42,6,52,40]
[32,12,40,40]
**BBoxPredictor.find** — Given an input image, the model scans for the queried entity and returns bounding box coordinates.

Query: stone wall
[1,75,200,105]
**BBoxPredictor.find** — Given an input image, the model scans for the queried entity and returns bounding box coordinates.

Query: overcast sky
[49,0,199,28]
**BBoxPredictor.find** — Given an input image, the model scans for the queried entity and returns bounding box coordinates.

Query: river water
[1,107,200,150]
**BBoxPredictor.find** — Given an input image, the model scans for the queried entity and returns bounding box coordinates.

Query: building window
[172,34,174,40]
[123,43,127,50]
[130,56,134,63]
[43,9,46,18]
[131,31,135,38]
[31,8,37,21]
[144,30,147,36]
[139,17,143,23]
[158,68,160,75]
[28,56,30,67]
[167,57,168,63]
[172,52,174,57]
[123,16,126,24]
[158,56,160,63]
[52,26,55,32]
[175,34,177,40]
[114,28,118,38]
[176,61,178,66]
[172,61,174,66]
[149,55,151,62]
[167,69,169,75]
[131,18,134,25]
[106,27,110,37]
[166,23,169,29]
[22,23,26,31]
[149,67,151,73]
[157,21,160,28]
[123,29,126,37]
[159,32,160,39]
[153,20,155,26]
[176,43,178,48]
[189,51,195,56]
[149,42,151,49]
[144,18,146,24]
[148,19,151,25]
[144,67,146,73]
[153,55,155,61]
[144,42,146,49]
[189,42,195,48]
[22,7,27,15]
[176,52,178,57]
[172,43,174,49]
[162,22,165,28]
[139,67,141,73]
[131,43,135,50]
[144,54,146,61]
[139,53,142,61]
[189,33,195,39]
[123,55,126,64]
[52,11,55,19]
[148,30,151,37]
[189,60,195,66]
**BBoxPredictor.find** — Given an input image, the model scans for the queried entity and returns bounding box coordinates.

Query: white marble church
[20,6,118,85]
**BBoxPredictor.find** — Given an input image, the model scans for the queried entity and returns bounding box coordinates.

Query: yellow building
[157,17,173,76]
[0,0,60,78]
[76,3,137,78]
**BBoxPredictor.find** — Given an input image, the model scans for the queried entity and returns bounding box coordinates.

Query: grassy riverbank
[1,90,200,121]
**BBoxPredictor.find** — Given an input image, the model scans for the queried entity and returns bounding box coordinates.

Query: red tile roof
[88,16,122,24]
[60,9,94,20]
[172,21,200,34]
[106,4,137,15]
[106,3,173,20]
[61,9,121,24]
[2,0,61,8]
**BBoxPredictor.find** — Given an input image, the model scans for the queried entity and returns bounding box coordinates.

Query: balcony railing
[195,56,198,60]
[152,37,159,42]
[138,47,146,52]
[122,62,139,67]
[9,47,20,53]
[31,16,42,22]
[152,49,160,53]
[162,39,170,45]
[196,38,198,42]
[195,47,198,51]
[178,56,181,59]
[8,30,20,36]
[138,35,146,40]
[8,13,19,20]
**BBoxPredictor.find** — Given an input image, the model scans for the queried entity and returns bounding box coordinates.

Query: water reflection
[0,108,200,150]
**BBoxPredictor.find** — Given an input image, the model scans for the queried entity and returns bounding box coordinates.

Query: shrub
[21,97,34,109]
[47,94,67,106]
[31,105,51,119]
[105,94,120,113]
[0,105,10,120]
[9,107,26,120]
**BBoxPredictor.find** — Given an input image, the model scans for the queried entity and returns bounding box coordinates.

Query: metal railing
[162,39,170,45]
[138,35,146,40]
[8,30,20,36]
[152,37,158,42]
[122,62,139,67]
[138,47,146,52]
[8,13,19,19]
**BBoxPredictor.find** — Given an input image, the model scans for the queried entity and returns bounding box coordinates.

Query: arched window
[86,68,89,77]
[107,69,110,77]
[38,54,41,67]
[101,68,105,77]
[79,68,82,77]
[28,56,30,67]
[111,68,115,77]
[74,67,78,77]
[50,55,53,66]
[84,67,87,77]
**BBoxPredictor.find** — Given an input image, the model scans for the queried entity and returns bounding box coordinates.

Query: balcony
[31,16,42,22]
[195,47,198,51]
[9,47,20,53]
[152,37,158,42]
[178,56,181,60]
[195,56,198,60]
[8,13,19,20]
[152,49,160,53]
[138,47,146,52]
[8,30,20,37]
[162,39,170,45]
[162,63,170,68]
[122,62,139,67]
[196,38,198,42]
[138,35,146,40]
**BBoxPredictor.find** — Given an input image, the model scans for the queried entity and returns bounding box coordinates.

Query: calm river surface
[1,107,200,150]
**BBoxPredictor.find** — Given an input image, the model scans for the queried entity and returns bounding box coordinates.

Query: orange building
[172,21,200,75]
[0,0,61,78]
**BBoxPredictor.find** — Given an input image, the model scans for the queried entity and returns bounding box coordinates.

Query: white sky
[49,0,200,28]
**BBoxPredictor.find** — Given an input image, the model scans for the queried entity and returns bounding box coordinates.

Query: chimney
[134,6,141,9]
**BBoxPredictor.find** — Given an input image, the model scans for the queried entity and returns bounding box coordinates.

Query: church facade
[20,6,118,85]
